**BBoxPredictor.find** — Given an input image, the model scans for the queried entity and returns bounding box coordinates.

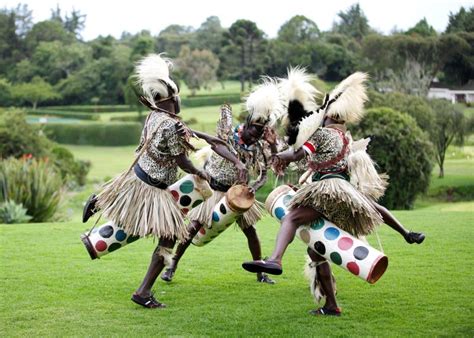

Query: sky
[3,0,473,41]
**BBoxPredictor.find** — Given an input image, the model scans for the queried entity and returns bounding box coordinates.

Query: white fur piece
[304,256,324,304]
[135,53,178,102]
[325,72,368,124]
[158,246,174,267]
[279,67,321,113]
[193,145,213,167]
[348,146,388,201]
[293,111,324,149]
[245,78,286,127]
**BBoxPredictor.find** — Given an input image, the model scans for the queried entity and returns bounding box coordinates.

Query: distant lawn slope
[0,207,472,336]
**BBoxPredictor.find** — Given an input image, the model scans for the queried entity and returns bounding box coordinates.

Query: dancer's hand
[175,121,188,138]
[263,127,277,145]
[271,154,287,176]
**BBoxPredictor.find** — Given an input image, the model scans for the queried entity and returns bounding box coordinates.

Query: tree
[24,20,74,53]
[445,6,474,33]
[405,18,437,37]
[428,99,465,178]
[194,16,225,54]
[352,108,433,209]
[176,46,220,96]
[156,25,194,57]
[225,20,265,92]
[277,15,319,43]
[50,5,86,39]
[0,78,13,106]
[12,76,60,109]
[441,32,474,85]
[333,3,370,42]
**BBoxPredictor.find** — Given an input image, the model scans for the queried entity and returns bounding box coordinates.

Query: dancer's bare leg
[373,202,425,244]
[161,221,203,281]
[307,248,338,312]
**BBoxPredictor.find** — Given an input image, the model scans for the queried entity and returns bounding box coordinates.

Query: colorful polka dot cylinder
[81,174,212,260]
[265,185,388,284]
[80,221,140,259]
[192,185,254,247]
[168,174,213,215]
[296,220,388,284]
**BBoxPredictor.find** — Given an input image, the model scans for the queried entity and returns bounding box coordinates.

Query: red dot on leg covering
[199,227,206,235]
[170,190,179,202]
[347,261,360,275]
[95,240,107,252]
[182,208,189,215]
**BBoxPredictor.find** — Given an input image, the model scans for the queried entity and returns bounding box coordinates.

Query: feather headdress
[323,72,368,124]
[245,77,286,128]
[135,53,179,105]
[278,67,322,146]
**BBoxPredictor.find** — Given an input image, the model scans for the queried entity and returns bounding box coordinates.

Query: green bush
[43,122,142,146]
[352,107,434,209]
[0,158,63,222]
[110,114,146,123]
[50,146,91,186]
[0,110,53,158]
[0,200,32,224]
[26,109,99,121]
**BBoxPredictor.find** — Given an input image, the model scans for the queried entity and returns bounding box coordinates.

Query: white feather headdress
[277,67,323,148]
[245,77,285,127]
[135,53,179,103]
[324,72,368,124]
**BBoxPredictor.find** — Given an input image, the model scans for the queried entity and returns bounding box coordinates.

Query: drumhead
[226,185,254,213]
[264,185,293,214]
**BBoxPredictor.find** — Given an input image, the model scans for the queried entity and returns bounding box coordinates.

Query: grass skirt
[96,171,187,241]
[187,190,264,229]
[289,178,383,237]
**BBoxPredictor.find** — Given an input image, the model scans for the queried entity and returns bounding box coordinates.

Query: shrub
[181,94,242,107]
[43,122,142,146]
[0,110,53,158]
[352,107,433,209]
[0,158,63,222]
[0,200,32,224]
[50,146,91,186]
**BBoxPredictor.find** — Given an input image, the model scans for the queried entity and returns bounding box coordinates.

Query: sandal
[161,268,175,282]
[82,194,98,223]
[405,231,425,244]
[242,259,282,275]
[309,306,341,316]
[131,293,166,309]
[257,273,276,284]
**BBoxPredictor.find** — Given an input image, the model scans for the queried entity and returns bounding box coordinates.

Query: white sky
[3,0,473,41]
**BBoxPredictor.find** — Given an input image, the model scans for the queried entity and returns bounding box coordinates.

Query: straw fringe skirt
[96,171,187,241]
[288,178,383,237]
[188,190,264,229]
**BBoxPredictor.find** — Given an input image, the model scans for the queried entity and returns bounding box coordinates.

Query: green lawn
[1,206,472,336]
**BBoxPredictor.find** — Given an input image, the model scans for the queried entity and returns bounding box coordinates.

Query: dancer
[243,70,425,316]
[82,54,245,309]
[161,80,285,284]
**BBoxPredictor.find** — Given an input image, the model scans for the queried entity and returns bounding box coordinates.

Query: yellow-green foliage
[0,158,63,222]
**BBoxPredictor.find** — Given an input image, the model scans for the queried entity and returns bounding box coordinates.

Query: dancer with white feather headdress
[81,54,249,309]
[243,69,425,316]
[160,78,285,284]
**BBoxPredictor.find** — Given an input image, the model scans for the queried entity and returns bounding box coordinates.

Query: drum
[265,185,388,284]
[192,185,254,247]
[81,174,212,260]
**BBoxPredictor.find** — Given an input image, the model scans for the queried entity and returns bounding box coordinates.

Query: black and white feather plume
[323,72,368,124]
[279,67,322,146]
[245,77,286,128]
[135,53,179,105]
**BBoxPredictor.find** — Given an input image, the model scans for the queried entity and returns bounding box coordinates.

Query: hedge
[43,122,142,146]
[27,109,99,121]
[43,105,131,113]
[181,94,242,107]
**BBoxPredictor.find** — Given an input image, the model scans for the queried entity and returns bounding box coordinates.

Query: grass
[1,206,473,336]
